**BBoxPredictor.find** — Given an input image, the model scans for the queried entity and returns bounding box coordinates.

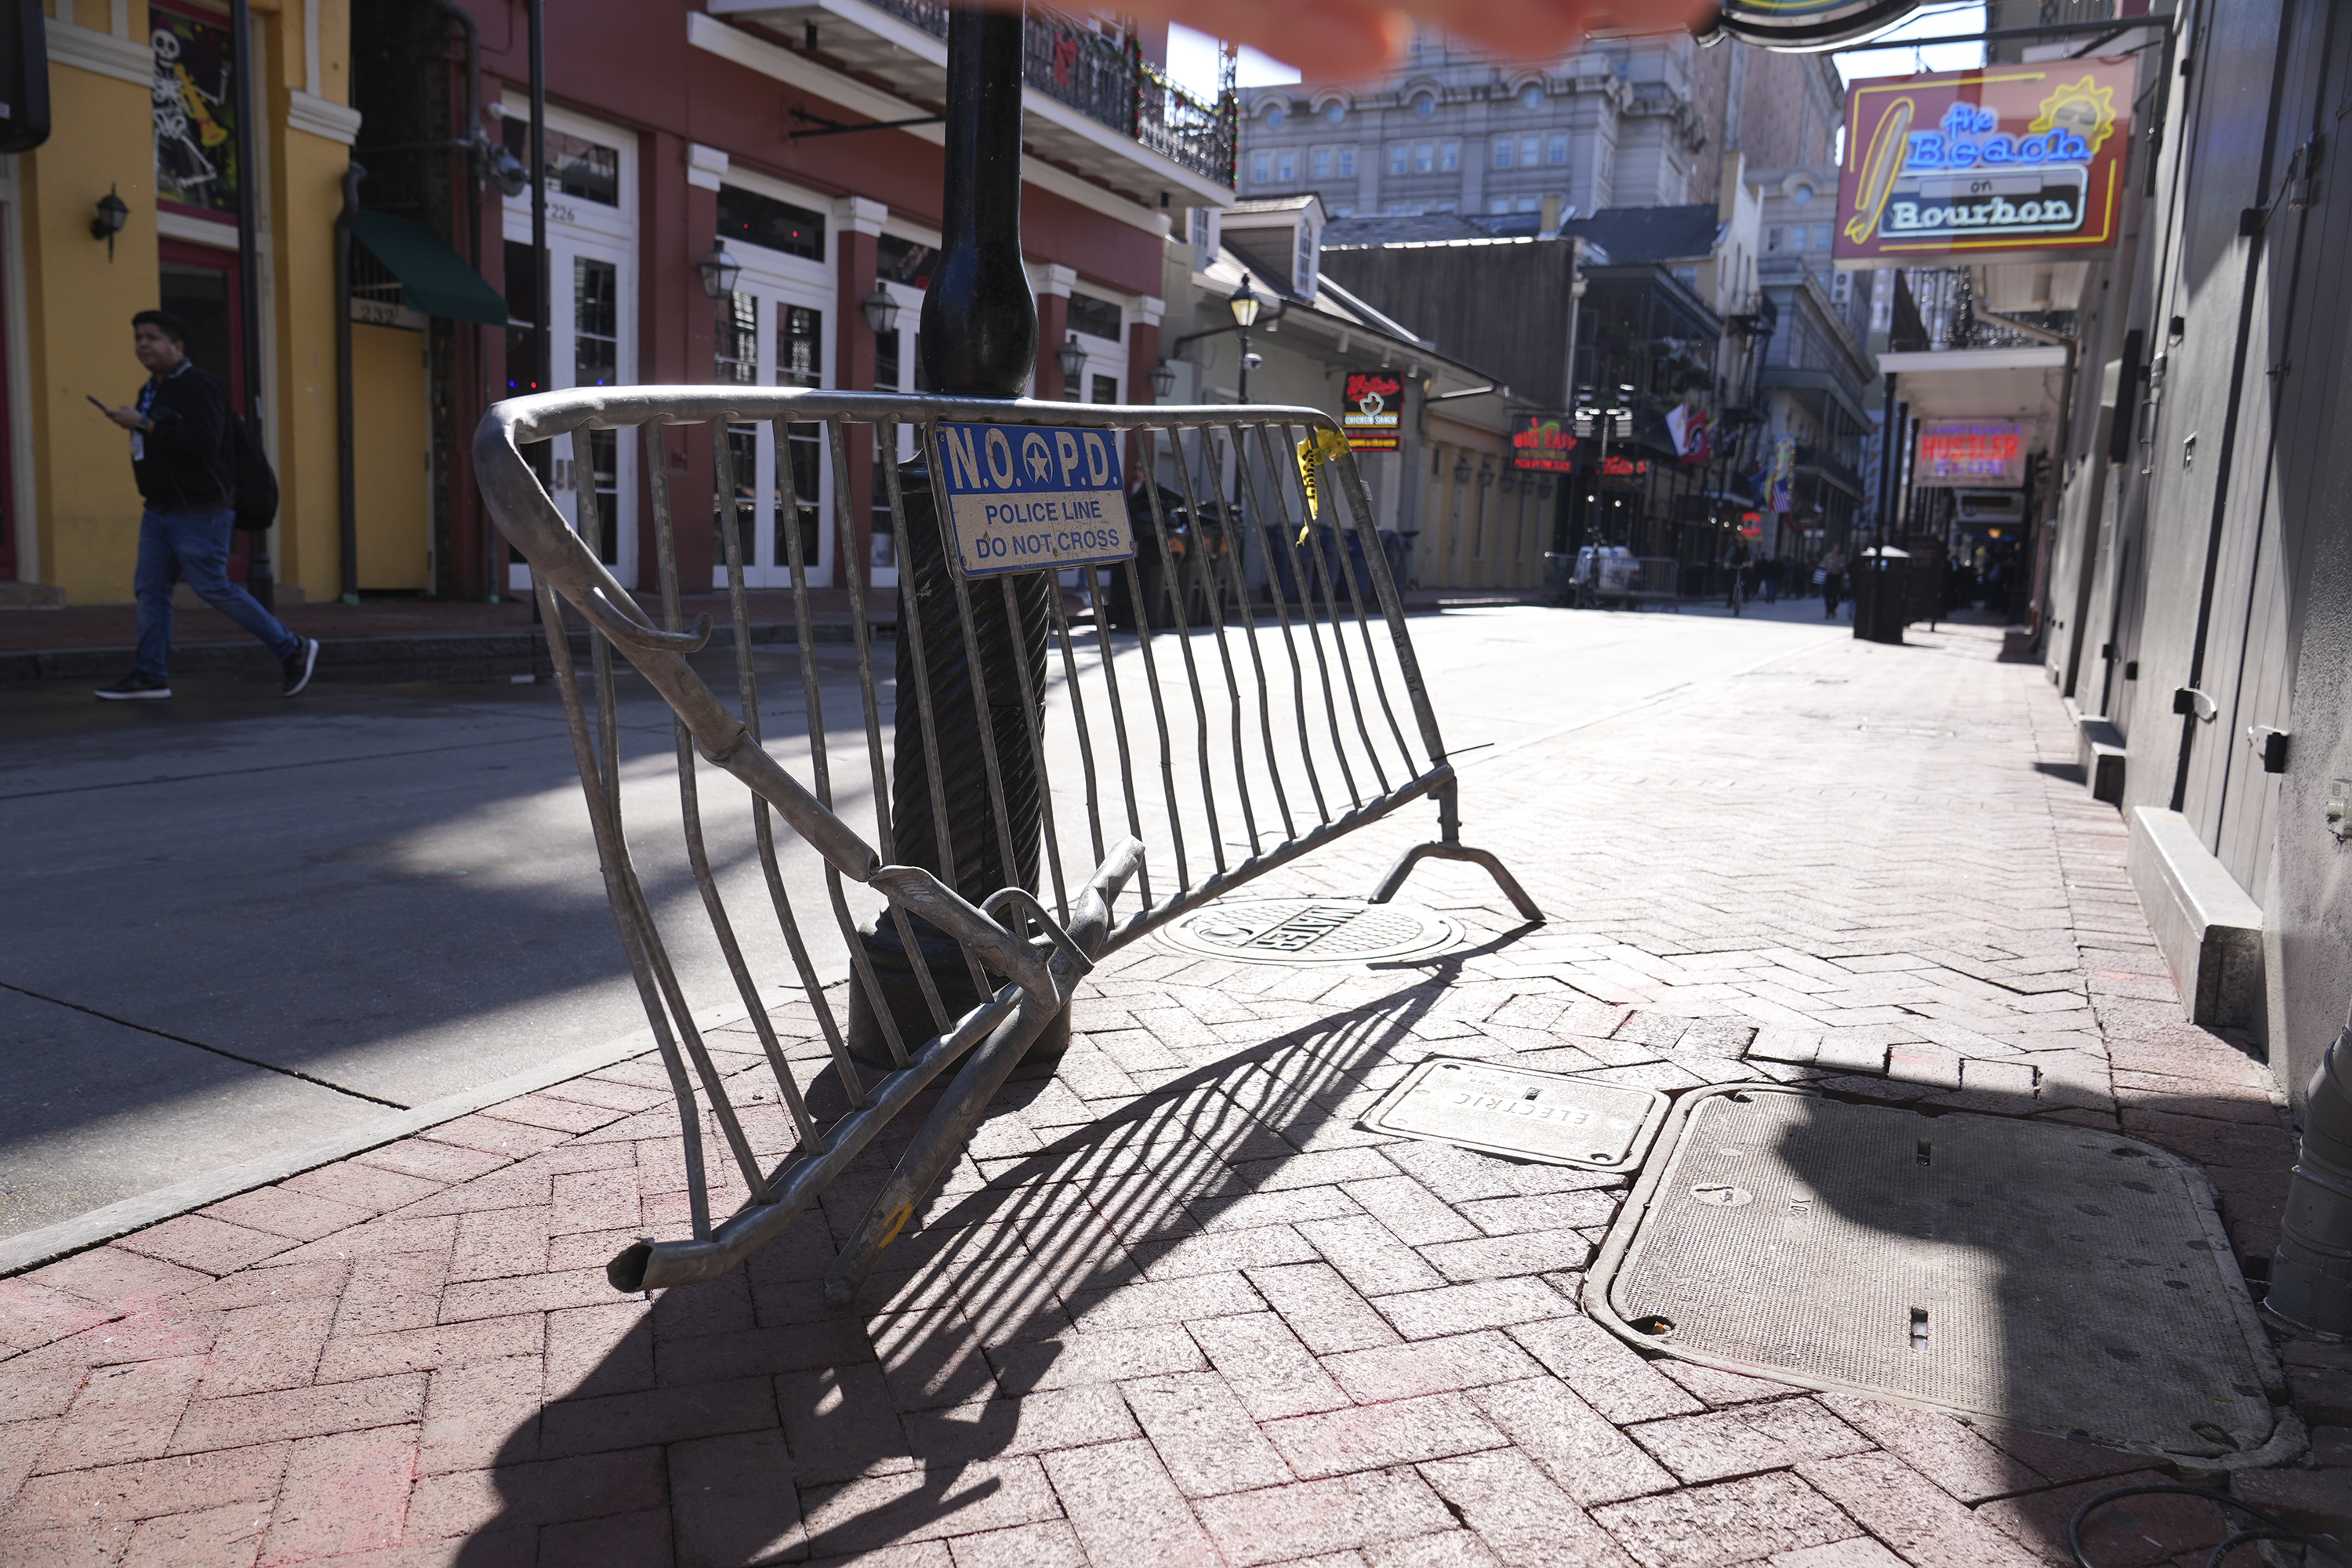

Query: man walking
[93,310,316,700]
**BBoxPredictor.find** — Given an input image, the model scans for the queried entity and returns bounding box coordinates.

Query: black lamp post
[1229,275,1262,400]
[848,3,1055,1067]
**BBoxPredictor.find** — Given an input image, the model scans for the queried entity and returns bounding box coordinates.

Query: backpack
[230,413,278,532]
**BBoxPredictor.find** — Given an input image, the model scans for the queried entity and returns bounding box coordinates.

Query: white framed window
[1515,196,1538,213]
[1489,196,1511,214]
[1441,142,1460,171]
[1767,226,1784,252]
[1520,85,1543,110]
[1813,225,1831,252]
[1277,151,1295,180]
[1312,148,1330,178]
[1547,134,1568,165]
[1389,144,1408,175]
[1494,140,1513,169]
[1412,94,1434,116]
[1414,143,1434,173]
[1337,147,1356,177]
[1253,151,1272,183]
[1521,137,1539,168]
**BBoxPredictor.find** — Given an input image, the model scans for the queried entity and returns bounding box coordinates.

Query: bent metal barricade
[938,422,1136,576]
[1835,59,2135,267]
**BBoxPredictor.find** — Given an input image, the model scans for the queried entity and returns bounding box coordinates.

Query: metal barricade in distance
[473,386,1540,1301]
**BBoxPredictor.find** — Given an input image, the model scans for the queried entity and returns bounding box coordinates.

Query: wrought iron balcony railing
[865,0,1237,188]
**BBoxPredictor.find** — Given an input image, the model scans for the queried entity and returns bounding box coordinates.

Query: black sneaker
[281,637,320,696]
[94,672,171,701]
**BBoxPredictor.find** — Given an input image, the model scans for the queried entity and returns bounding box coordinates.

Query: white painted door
[713,271,833,589]
[499,103,638,591]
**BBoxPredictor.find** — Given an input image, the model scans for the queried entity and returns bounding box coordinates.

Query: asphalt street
[0,594,1842,1240]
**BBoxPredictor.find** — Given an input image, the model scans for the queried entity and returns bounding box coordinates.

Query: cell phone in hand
[87,395,112,414]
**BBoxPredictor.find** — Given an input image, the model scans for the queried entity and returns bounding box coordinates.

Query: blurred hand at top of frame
[1053,0,1722,86]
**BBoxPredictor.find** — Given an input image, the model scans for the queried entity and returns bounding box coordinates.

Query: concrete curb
[0,619,893,687]
[0,994,768,1279]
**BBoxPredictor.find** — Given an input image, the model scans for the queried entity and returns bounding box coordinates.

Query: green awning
[351,209,508,326]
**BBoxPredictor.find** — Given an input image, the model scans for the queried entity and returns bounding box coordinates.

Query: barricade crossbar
[474,386,1538,1299]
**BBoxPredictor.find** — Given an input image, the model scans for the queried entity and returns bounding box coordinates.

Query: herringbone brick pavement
[3,620,2344,1565]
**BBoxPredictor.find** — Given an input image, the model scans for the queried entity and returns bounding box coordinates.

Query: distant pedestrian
[1722,535,1754,608]
[93,310,316,701]
[1818,544,1846,619]
[1760,555,1781,603]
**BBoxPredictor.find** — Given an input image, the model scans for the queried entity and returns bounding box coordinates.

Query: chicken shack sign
[1835,60,2134,267]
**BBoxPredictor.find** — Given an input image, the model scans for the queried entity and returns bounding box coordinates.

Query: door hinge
[2248,725,2291,774]
[2174,687,2217,720]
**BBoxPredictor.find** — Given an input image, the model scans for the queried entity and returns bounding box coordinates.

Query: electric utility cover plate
[1585,1083,2285,1463]
[1155,897,1465,967]
[1359,1056,1670,1173]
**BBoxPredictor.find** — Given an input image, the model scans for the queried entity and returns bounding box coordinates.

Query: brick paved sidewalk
[3,621,2346,1566]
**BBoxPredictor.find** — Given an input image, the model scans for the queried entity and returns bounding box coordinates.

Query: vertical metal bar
[1232,423,1331,821]
[1116,550,1189,888]
[1043,575,1106,869]
[1134,440,1227,873]
[1160,426,1262,856]
[1317,430,1418,775]
[651,423,816,1147]
[1267,423,1388,796]
[1081,560,1152,908]
[535,572,712,1240]
[724,419,873,1100]
[1328,433,1450,770]
[1185,426,1298,843]
[779,416,913,1069]
[899,425,996,1004]
[996,572,1069,922]
[942,550,1025,905]
[1240,423,1359,809]
[579,513,772,1205]
[829,419,953,1042]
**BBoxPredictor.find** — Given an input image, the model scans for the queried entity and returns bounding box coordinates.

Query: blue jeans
[134,506,299,679]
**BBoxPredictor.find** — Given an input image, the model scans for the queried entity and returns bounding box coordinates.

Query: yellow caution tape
[1294,428,1353,542]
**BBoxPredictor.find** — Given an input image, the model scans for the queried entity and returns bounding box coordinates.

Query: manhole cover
[1357,1057,1669,1172]
[1586,1084,2284,1462]
[1156,898,1464,966]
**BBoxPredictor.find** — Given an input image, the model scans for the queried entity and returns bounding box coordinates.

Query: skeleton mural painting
[151,6,238,216]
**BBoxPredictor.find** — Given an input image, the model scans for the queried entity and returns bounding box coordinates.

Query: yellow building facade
[10,0,354,605]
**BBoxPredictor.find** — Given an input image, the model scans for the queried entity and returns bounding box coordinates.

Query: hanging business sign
[1511,415,1577,472]
[936,423,1136,576]
[1709,0,1922,48]
[1599,455,1649,488]
[1914,419,2027,487]
[1340,370,1406,452]
[1836,60,2135,267]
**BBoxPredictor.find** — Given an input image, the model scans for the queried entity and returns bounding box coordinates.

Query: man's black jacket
[133,360,234,511]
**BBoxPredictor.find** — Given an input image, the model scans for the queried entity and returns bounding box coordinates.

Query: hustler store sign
[1915,420,2027,488]
[1836,60,2134,267]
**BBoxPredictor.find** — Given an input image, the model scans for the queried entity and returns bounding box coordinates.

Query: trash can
[1109,485,1230,630]
[1853,546,1908,644]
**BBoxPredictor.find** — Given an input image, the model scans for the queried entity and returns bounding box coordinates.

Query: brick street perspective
[2,610,2343,1563]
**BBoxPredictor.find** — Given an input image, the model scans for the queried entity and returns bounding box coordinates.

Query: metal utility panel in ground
[1589,1085,2282,1462]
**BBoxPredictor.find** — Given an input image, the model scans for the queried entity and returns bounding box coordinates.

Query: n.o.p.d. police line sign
[938,423,1135,578]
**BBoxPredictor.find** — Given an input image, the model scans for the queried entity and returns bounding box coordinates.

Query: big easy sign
[1511,415,1577,472]
[1835,60,2135,267]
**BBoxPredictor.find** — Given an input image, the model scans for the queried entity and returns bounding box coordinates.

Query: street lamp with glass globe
[1054,332,1087,400]
[1229,275,1262,399]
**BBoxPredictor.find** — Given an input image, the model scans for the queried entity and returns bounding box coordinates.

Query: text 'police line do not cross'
[938,423,1134,577]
